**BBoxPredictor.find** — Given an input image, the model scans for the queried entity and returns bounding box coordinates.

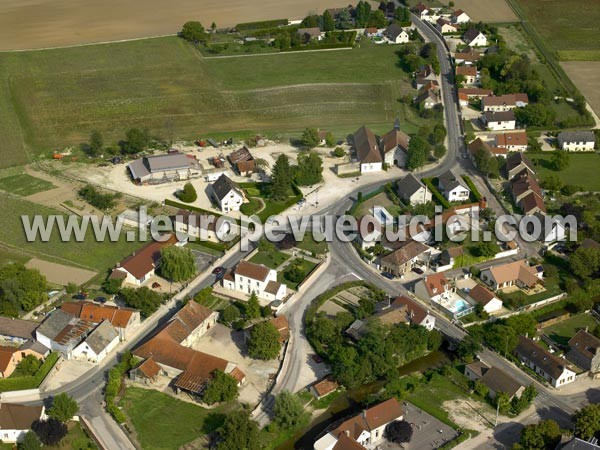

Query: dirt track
[0,0,347,51]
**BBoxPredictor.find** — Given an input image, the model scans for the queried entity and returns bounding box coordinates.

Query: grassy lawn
[515,0,600,55]
[0,246,30,266]
[355,192,404,218]
[0,36,431,169]
[250,249,290,269]
[0,173,55,196]
[0,195,142,272]
[544,314,599,346]
[295,233,328,256]
[530,153,600,191]
[45,421,96,450]
[120,387,235,450]
[278,258,318,290]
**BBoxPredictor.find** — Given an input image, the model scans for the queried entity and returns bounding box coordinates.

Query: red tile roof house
[479,260,543,292]
[109,234,183,286]
[222,260,287,303]
[466,283,503,314]
[482,93,529,112]
[61,300,141,341]
[310,377,339,400]
[133,301,244,397]
[495,131,528,152]
[313,398,404,450]
[455,65,478,85]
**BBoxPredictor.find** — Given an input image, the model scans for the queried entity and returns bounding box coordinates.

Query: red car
[212,267,225,277]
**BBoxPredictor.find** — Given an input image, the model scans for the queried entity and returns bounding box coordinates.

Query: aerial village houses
[310,378,339,400]
[132,301,245,397]
[467,138,507,163]
[454,49,481,66]
[210,174,245,213]
[456,65,478,85]
[72,320,119,363]
[36,310,94,359]
[466,283,503,314]
[0,345,44,378]
[174,209,232,242]
[412,3,429,20]
[464,361,524,399]
[495,131,528,152]
[313,398,404,450]
[415,65,436,90]
[389,295,436,331]
[480,259,543,291]
[60,300,141,341]
[222,260,287,302]
[438,169,471,202]
[415,85,440,109]
[483,111,516,131]
[557,131,596,152]
[0,316,38,346]
[380,119,410,167]
[515,336,576,388]
[127,152,202,184]
[436,18,457,34]
[463,28,488,47]
[510,169,546,215]
[397,173,432,205]
[228,146,256,176]
[379,240,431,277]
[384,23,409,43]
[566,330,600,375]
[482,94,529,112]
[353,126,383,172]
[109,234,181,286]
[451,9,470,23]
[506,152,535,180]
[0,403,46,444]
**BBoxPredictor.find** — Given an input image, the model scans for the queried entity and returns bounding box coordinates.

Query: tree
[337,9,353,29]
[120,287,163,317]
[574,404,600,440]
[203,370,239,404]
[78,184,118,210]
[514,103,556,128]
[32,419,67,446]
[427,329,442,351]
[248,320,281,360]
[87,130,103,157]
[570,246,600,279]
[516,419,561,450]
[102,277,123,295]
[181,21,208,43]
[406,136,430,170]
[325,132,335,147]
[284,260,305,283]
[322,10,335,31]
[300,127,320,149]
[257,238,276,253]
[0,263,48,316]
[473,380,489,398]
[48,393,79,423]
[15,355,42,376]
[270,154,293,200]
[296,151,323,186]
[494,391,511,414]
[245,292,261,319]
[355,0,372,27]
[20,431,42,450]
[368,10,387,28]
[551,151,570,171]
[217,410,262,450]
[301,14,319,28]
[456,335,482,362]
[472,240,499,257]
[433,145,446,159]
[221,304,241,326]
[385,420,413,443]
[160,246,196,282]
[176,182,197,203]
[273,391,308,429]
[122,128,149,154]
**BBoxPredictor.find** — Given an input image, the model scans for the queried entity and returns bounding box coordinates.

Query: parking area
[191,323,280,406]
[191,249,215,273]
[377,401,458,450]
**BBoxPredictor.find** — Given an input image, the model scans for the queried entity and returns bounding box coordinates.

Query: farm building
[127,152,202,183]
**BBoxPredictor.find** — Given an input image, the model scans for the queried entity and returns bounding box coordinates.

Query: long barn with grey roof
[128,152,202,183]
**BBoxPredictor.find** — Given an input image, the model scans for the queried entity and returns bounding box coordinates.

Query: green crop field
[516,0,600,58]
[0,36,425,169]
[0,173,55,196]
[0,195,142,272]
[530,153,600,192]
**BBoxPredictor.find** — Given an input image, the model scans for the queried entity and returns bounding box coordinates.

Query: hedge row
[0,352,59,393]
[236,19,288,31]
[164,199,222,218]
[305,280,372,324]
[348,185,386,215]
[461,175,482,202]
[422,178,451,209]
[105,352,136,424]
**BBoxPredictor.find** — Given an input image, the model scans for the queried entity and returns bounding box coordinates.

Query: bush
[461,175,482,201]
[332,147,346,157]
[236,19,288,31]
[176,182,197,203]
[240,197,262,215]
[78,184,118,210]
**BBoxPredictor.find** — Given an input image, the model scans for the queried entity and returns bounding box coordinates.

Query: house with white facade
[174,209,233,242]
[385,23,409,43]
[72,320,119,363]
[222,260,287,302]
[451,9,471,23]
[463,29,487,47]
[482,94,529,112]
[0,404,46,444]
[412,3,430,20]
[464,361,524,400]
[483,111,516,131]
[480,259,543,291]
[36,310,94,359]
[515,336,576,388]
[313,398,403,450]
[211,174,245,213]
[456,65,478,85]
[353,126,383,173]
[466,283,503,314]
[495,131,528,151]
[557,131,595,152]
[438,169,470,202]
[380,119,410,167]
[534,212,567,245]
[397,174,432,205]
[436,18,457,34]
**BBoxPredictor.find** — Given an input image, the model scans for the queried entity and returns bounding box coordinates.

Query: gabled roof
[0,317,38,341]
[134,356,161,379]
[312,378,339,398]
[479,366,523,397]
[516,336,570,379]
[467,138,492,157]
[465,360,488,378]
[0,346,19,374]
[496,131,527,147]
[0,403,44,430]
[228,146,254,164]
[454,52,481,62]
[269,316,290,342]
[115,234,178,280]
[459,88,491,97]
[568,330,600,361]
[37,310,93,347]
[482,94,528,108]
[558,437,600,450]
[353,126,382,164]
[521,191,546,215]
[83,320,118,354]
[381,129,410,153]
[438,169,469,192]
[484,110,516,123]
[463,28,485,44]
[397,174,426,197]
[421,272,449,297]
[212,174,243,202]
[385,23,405,40]
[456,65,477,76]
[331,398,403,440]
[297,27,321,38]
[380,240,429,267]
[468,284,498,306]
[506,152,535,176]
[391,295,430,325]
[160,301,215,344]
[61,301,137,328]
[235,260,271,282]
[174,209,218,232]
[558,131,595,145]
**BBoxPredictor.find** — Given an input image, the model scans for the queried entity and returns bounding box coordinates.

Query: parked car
[94,296,107,304]
[381,272,394,279]
[151,282,161,289]
[411,267,424,275]
[312,354,323,364]
[72,294,86,300]
[212,267,225,278]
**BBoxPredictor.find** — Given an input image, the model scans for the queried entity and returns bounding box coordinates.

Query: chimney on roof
[585,326,589,333]
[362,410,367,420]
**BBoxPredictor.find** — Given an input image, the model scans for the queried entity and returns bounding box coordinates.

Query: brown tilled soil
[0,0,348,51]
[25,258,97,285]
[561,62,600,119]
[446,0,517,22]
